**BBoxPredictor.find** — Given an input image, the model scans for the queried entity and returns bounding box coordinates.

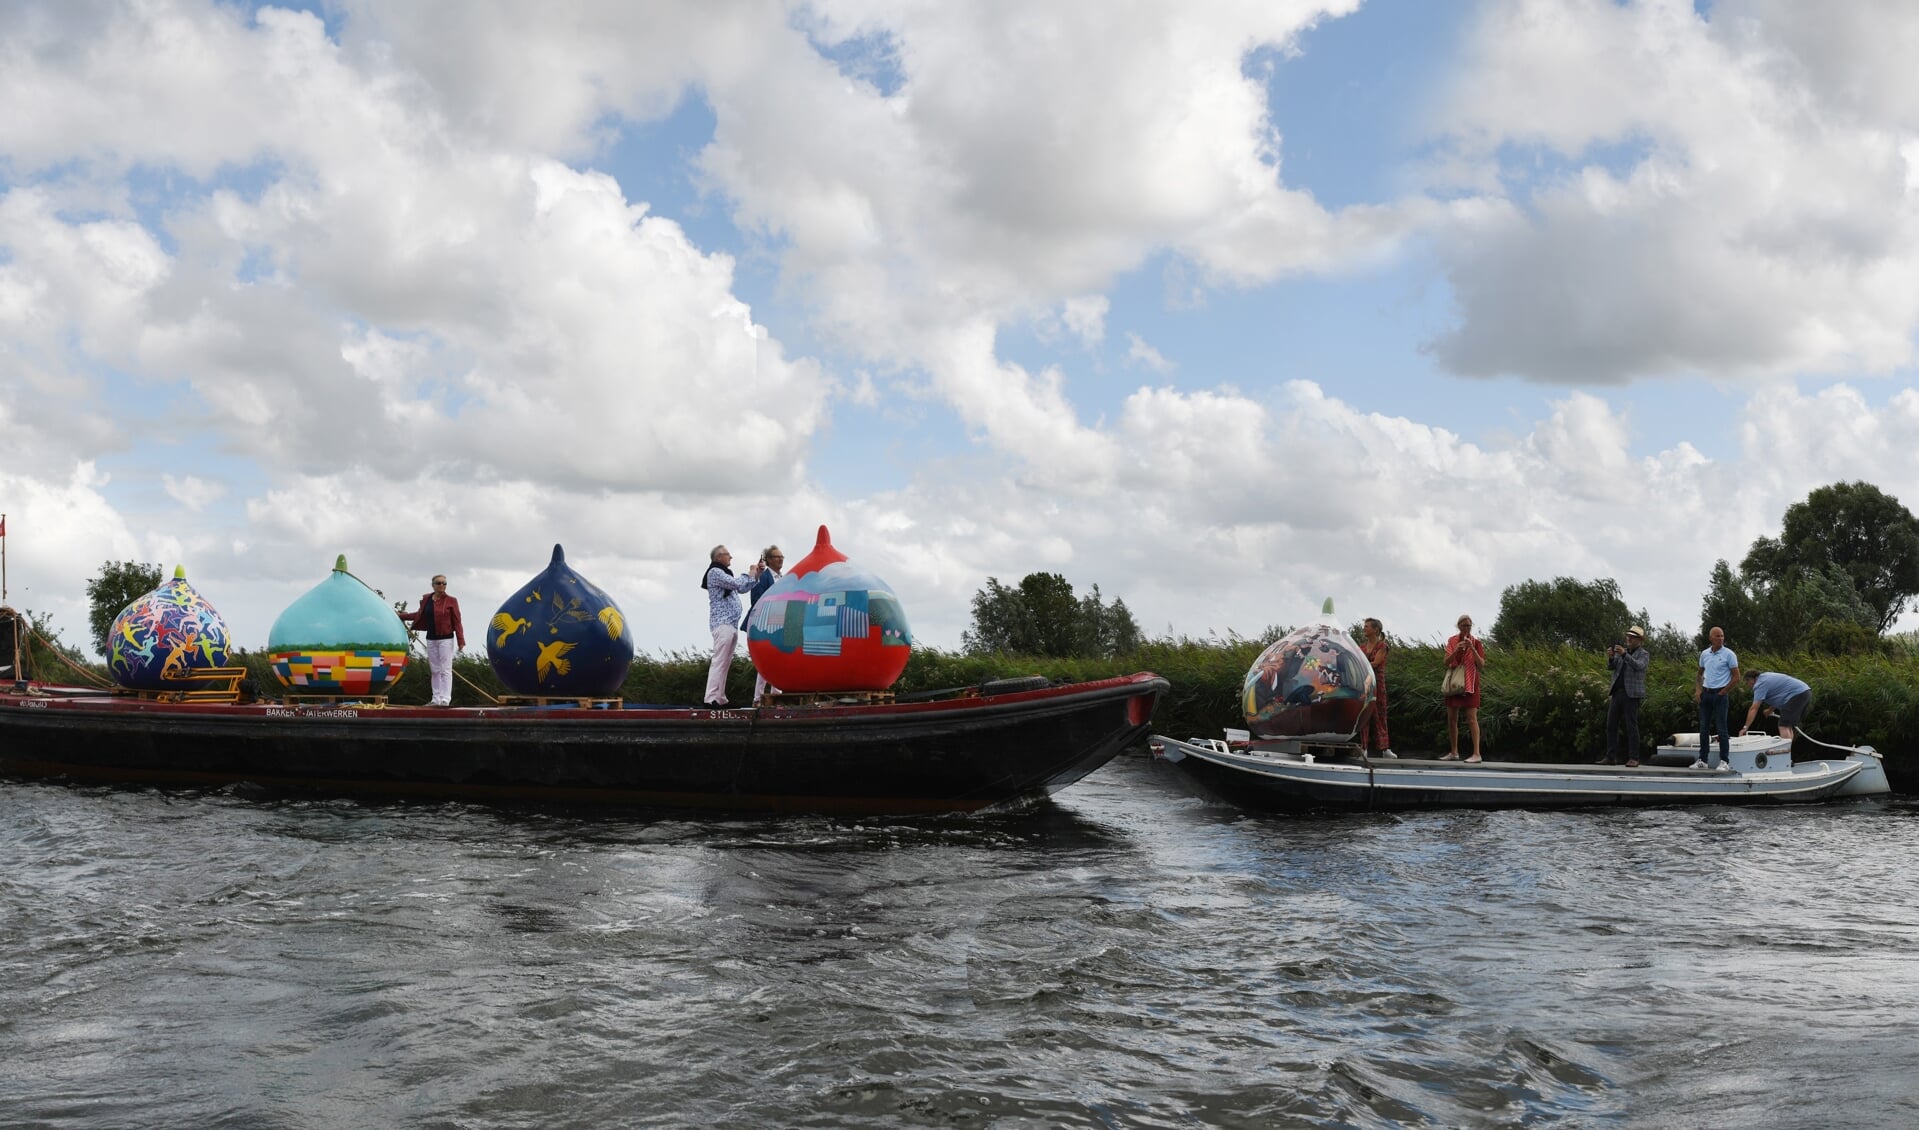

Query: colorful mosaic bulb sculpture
[746,525,913,692]
[266,555,411,695]
[1241,598,1376,741]
[107,565,233,690]
[488,544,635,697]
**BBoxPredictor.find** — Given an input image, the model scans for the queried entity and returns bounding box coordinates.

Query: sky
[5,0,1919,661]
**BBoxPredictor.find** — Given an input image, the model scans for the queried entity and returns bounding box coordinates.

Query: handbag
[1440,663,1470,697]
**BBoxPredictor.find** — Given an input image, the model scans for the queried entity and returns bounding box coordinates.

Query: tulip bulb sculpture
[745,525,913,692]
[488,544,636,697]
[1241,598,1375,741]
[107,565,233,690]
[267,555,411,695]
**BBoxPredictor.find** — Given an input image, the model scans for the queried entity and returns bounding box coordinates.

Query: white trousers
[426,637,456,705]
[705,624,738,705]
[753,672,778,704]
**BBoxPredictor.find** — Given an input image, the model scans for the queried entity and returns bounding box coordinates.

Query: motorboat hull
[1650,732,1892,798]
[1152,733,1881,811]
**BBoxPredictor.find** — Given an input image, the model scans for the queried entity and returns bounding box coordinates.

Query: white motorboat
[1149,728,1889,811]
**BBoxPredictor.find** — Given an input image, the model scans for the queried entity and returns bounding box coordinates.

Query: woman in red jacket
[406,575,465,706]
[1441,613,1486,762]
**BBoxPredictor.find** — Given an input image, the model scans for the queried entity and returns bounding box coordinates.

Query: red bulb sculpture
[745,526,913,692]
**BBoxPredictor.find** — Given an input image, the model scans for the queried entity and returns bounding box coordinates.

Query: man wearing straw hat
[1600,626,1650,767]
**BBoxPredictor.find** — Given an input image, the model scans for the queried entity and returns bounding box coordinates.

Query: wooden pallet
[132,666,251,704]
[497,695,623,708]
[761,690,896,708]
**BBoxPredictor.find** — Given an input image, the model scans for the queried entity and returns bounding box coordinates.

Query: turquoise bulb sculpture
[266,555,412,695]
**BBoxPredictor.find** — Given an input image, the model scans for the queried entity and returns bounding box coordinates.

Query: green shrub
[1805,618,1890,657]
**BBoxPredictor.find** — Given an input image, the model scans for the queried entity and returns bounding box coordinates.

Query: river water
[2,754,1915,1129]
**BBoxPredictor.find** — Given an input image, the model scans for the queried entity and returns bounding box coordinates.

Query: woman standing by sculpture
[404,575,465,707]
[1441,613,1486,763]
[1360,617,1393,758]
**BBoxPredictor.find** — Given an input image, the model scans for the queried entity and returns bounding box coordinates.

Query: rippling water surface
[3,755,1916,1128]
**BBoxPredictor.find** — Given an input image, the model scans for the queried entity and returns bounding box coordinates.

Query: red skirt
[1444,692,1482,709]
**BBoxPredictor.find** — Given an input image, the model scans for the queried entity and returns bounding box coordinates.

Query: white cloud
[0,459,144,652]
[688,1,1424,422]
[112,1,1430,474]
[0,0,836,654]
[860,378,1919,647]
[161,474,227,511]
[1125,332,1175,374]
[0,4,303,176]
[0,188,169,357]
[1426,0,1919,383]
[1059,295,1109,348]
[920,321,1120,488]
[1,2,830,492]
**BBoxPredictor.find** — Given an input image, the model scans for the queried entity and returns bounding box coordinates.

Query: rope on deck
[25,628,116,688]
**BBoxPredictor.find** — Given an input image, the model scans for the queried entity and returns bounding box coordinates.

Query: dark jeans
[1699,689,1732,760]
[1606,693,1641,763]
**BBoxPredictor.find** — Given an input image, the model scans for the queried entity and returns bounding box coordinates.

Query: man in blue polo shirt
[1742,669,1813,744]
[1693,626,1741,769]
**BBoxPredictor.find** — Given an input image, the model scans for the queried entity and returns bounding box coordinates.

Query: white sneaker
[1689,760,1708,770]
[1716,761,1733,772]
[1379,749,1398,759]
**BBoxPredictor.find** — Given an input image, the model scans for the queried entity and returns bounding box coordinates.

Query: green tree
[86,560,162,660]
[1698,558,1876,651]
[1698,559,1764,648]
[962,577,1024,655]
[1019,573,1081,657]
[1764,563,1879,640]
[1491,576,1634,651]
[1741,481,1919,632]
[964,573,1142,658]
[1108,597,1141,655]
[1075,584,1142,657]
[1804,618,1888,657]
[1642,621,1694,661]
